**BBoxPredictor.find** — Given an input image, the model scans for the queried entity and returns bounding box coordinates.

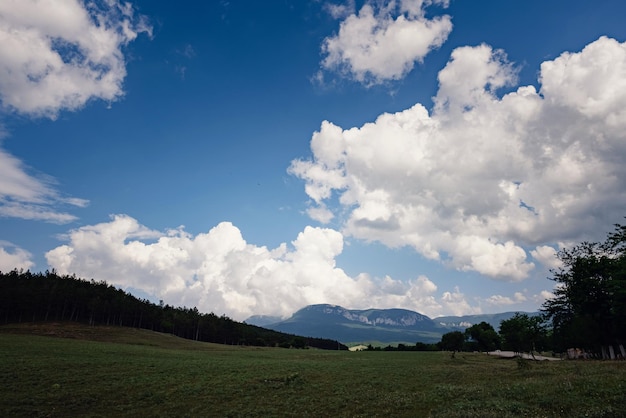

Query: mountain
[247,305,541,344]
[254,304,445,344]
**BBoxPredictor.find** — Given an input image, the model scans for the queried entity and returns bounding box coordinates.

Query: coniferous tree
[0,270,347,350]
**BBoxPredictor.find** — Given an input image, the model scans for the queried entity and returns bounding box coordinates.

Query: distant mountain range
[246,304,538,344]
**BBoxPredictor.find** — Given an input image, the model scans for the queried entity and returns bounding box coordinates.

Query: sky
[1,0,626,322]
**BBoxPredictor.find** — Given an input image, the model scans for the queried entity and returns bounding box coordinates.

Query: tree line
[437,313,548,355]
[0,270,347,350]
[360,313,544,353]
[436,221,626,359]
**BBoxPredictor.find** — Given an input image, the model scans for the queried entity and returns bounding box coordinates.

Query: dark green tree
[0,270,348,350]
[440,331,465,356]
[542,222,626,358]
[465,321,501,352]
[499,313,547,357]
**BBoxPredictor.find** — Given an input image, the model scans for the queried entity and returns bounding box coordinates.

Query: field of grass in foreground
[1,323,625,417]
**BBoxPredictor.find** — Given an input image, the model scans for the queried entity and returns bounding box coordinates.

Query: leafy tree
[542,222,626,358]
[499,313,547,357]
[291,337,306,349]
[414,342,438,351]
[465,321,501,352]
[440,331,465,355]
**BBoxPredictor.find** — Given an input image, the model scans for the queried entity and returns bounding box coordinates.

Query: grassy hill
[2,323,625,417]
[0,270,346,350]
[0,322,230,351]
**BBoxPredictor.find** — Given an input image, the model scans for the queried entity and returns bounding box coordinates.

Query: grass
[1,323,625,417]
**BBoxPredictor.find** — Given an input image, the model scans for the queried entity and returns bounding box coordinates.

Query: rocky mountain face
[245,304,537,344]
[291,304,437,327]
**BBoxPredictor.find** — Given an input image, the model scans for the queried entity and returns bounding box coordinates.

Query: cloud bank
[320,0,452,85]
[44,214,500,320]
[292,36,626,280]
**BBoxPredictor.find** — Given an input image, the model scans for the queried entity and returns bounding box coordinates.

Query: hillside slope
[0,270,347,350]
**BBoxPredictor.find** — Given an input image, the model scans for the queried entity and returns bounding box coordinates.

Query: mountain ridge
[246,304,538,344]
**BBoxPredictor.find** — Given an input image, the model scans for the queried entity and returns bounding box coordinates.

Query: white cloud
[540,37,626,121]
[0,0,151,118]
[440,286,479,317]
[324,1,356,19]
[485,292,527,307]
[0,0,148,222]
[0,148,53,204]
[531,245,562,270]
[0,241,34,272]
[0,147,87,223]
[291,37,626,280]
[536,290,555,304]
[45,214,474,320]
[306,203,335,224]
[320,0,452,85]
[434,44,517,113]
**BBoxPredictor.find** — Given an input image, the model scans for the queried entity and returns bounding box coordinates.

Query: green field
[1,324,625,417]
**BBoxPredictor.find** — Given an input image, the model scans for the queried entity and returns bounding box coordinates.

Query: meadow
[1,324,625,417]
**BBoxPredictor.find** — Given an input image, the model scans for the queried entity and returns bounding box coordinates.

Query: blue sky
[1,0,626,321]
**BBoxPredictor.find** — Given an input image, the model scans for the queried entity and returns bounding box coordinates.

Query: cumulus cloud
[45,214,468,320]
[0,241,34,272]
[320,0,452,85]
[536,290,555,304]
[0,0,151,118]
[306,203,335,224]
[440,286,479,316]
[0,0,149,222]
[291,36,626,280]
[486,292,527,307]
[531,245,562,270]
